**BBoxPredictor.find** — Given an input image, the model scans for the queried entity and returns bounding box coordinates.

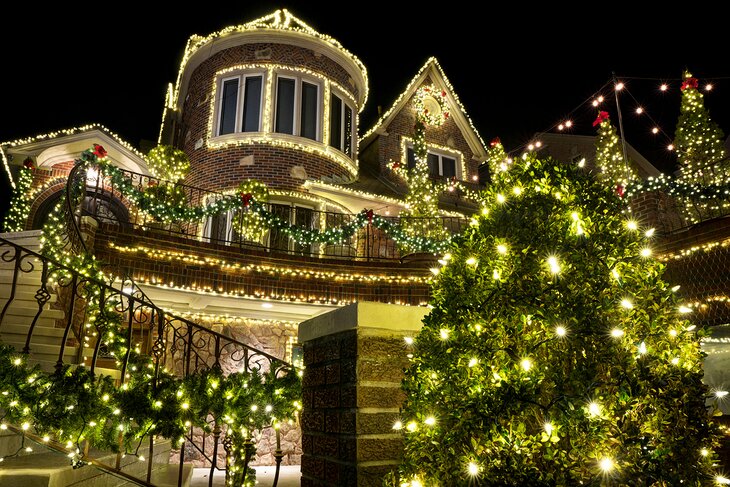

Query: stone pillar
[299,302,427,487]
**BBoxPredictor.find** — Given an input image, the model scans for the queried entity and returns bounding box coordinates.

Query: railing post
[208,422,221,487]
[272,427,284,487]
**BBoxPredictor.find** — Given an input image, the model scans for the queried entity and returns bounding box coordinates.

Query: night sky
[1,3,728,216]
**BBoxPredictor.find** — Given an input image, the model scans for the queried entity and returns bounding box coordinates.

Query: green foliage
[594,114,636,186]
[396,156,719,486]
[675,71,727,185]
[146,146,190,182]
[486,138,509,179]
[232,180,270,243]
[3,165,33,232]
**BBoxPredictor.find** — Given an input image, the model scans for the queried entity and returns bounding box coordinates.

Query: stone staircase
[0,231,193,486]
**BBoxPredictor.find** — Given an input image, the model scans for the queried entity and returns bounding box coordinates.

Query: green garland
[625,173,730,200]
[3,162,34,232]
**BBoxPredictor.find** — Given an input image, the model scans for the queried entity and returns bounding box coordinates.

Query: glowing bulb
[645,228,655,237]
[660,83,668,91]
[671,357,680,365]
[496,244,507,254]
[520,358,532,371]
[430,268,440,276]
[406,421,418,432]
[547,256,561,274]
[717,476,730,485]
[588,402,601,417]
[592,100,599,107]
[706,83,713,91]
[669,329,677,337]
[535,141,542,148]
[21,422,29,431]
[701,448,709,457]
[667,144,674,151]
[715,391,729,398]
[598,95,604,102]
[611,328,625,338]
[615,82,624,91]
[468,358,478,367]
[599,457,614,472]
[496,193,505,203]
[638,342,647,355]
[182,402,189,410]
[565,120,573,127]
[640,247,652,257]
[679,306,692,314]
[43,435,50,442]
[393,420,403,430]
[627,220,638,230]
[652,127,659,134]
[467,462,479,476]
[424,416,436,426]
[265,405,273,412]
[251,405,258,412]
[492,269,501,280]
[513,186,522,195]
[621,299,633,309]
[635,107,643,114]
[555,326,567,337]
[558,124,564,131]
[261,302,273,309]
[528,144,535,151]
[13,358,21,366]
[439,329,450,340]
[102,394,109,402]
[544,422,554,435]
[404,337,414,345]
[154,400,162,408]
[466,257,477,266]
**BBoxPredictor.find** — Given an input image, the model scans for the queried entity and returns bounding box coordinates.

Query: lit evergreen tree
[395,155,719,486]
[3,159,34,232]
[675,71,727,185]
[486,137,510,179]
[593,111,635,187]
[146,145,190,182]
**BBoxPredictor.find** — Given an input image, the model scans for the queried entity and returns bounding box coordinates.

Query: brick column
[299,302,427,487]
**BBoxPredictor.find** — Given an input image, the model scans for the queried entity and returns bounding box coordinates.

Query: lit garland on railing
[625,172,730,200]
[3,161,34,232]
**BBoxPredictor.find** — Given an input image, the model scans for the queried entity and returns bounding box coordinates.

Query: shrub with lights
[3,158,34,232]
[394,155,720,486]
[485,137,510,179]
[232,180,270,244]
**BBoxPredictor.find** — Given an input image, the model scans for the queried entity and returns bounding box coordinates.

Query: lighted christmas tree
[3,158,34,232]
[486,137,510,179]
[675,71,727,185]
[593,111,635,188]
[146,145,190,182]
[395,155,719,486]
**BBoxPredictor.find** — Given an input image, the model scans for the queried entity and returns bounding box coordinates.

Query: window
[267,203,316,255]
[275,75,321,140]
[406,147,459,179]
[216,73,264,136]
[329,93,354,156]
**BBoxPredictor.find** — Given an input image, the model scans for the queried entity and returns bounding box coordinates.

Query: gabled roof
[361,57,487,160]
[0,124,147,188]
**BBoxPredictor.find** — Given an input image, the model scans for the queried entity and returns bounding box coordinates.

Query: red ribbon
[241,193,252,207]
[681,77,699,91]
[392,161,401,170]
[593,111,610,127]
[490,137,501,147]
[93,144,107,158]
[615,184,625,198]
[366,209,373,224]
[22,157,35,170]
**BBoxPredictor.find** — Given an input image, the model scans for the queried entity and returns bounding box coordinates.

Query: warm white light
[597,95,605,103]
[430,268,440,276]
[547,256,561,274]
[621,299,633,309]
[404,337,414,345]
[535,141,542,148]
[615,82,625,91]
[528,144,535,151]
[679,306,692,314]
[544,422,554,435]
[588,402,601,417]
[466,257,477,266]
[611,328,625,338]
[13,358,21,366]
[640,248,652,257]
[439,329,450,340]
[671,357,680,365]
[468,358,478,367]
[645,228,655,237]
[182,402,189,410]
[261,302,273,309]
[555,326,567,337]
[497,244,507,254]
[592,100,599,107]
[565,120,573,127]
[652,127,659,134]
[667,144,674,151]
[671,285,681,292]
[660,83,668,91]
[706,83,714,91]
[638,342,647,355]
[717,476,730,485]
[520,358,532,371]
[669,329,677,337]
[599,457,614,472]
[251,405,258,412]
[627,220,638,230]
[406,421,418,432]
[513,186,522,195]
[42,435,50,442]
[424,416,436,426]
[715,391,729,398]
[558,124,564,131]
[492,269,501,280]
[635,107,643,114]
[265,405,273,412]
[393,420,403,430]
[467,462,479,476]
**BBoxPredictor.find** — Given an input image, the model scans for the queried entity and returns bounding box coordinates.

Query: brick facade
[180,43,360,192]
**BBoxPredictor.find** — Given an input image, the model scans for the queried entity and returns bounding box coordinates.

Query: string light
[599,457,615,472]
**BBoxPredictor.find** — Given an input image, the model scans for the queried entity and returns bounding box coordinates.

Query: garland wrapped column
[3,158,35,232]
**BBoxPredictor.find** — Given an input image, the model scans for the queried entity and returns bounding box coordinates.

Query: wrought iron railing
[0,235,295,486]
[79,165,466,261]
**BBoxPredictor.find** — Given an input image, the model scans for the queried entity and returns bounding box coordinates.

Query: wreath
[232,180,269,243]
[414,85,450,126]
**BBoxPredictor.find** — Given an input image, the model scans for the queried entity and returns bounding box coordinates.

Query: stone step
[0,289,59,304]
[0,430,23,458]
[1,324,69,345]
[0,305,65,320]
[0,230,43,251]
[0,436,173,487]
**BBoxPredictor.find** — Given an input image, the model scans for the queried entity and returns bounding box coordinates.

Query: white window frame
[214,71,266,137]
[405,143,462,180]
[274,73,322,142]
[330,91,355,156]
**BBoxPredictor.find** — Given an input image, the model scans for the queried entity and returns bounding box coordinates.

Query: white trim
[214,71,266,136]
[216,75,241,136]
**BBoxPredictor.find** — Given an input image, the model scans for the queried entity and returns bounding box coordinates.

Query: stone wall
[298,302,427,487]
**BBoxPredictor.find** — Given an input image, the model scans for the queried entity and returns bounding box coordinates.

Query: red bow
[93,144,107,158]
[365,209,373,224]
[490,137,501,147]
[615,184,625,198]
[593,111,610,127]
[681,77,699,91]
[241,193,252,207]
[22,158,35,170]
[441,90,447,97]
[392,161,401,170]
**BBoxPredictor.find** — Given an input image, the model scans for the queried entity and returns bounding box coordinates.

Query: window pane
[242,76,262,132]
[344,105,353,156]
[329,94,342,149]
[427,153,440,177]
[407,148,416,170]
[275,78,295,135]
[294,206,314,254]
[442,157,456,178]
[269,204,291,251]
[300,82,319,140]
[219,78,239,135]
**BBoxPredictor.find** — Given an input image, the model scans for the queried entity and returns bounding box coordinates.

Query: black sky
[1,3,728,215]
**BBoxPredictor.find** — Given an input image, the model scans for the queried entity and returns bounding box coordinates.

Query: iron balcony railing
[79,165,466,261]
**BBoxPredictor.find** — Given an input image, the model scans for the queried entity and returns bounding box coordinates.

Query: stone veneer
[298,302,427,486]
